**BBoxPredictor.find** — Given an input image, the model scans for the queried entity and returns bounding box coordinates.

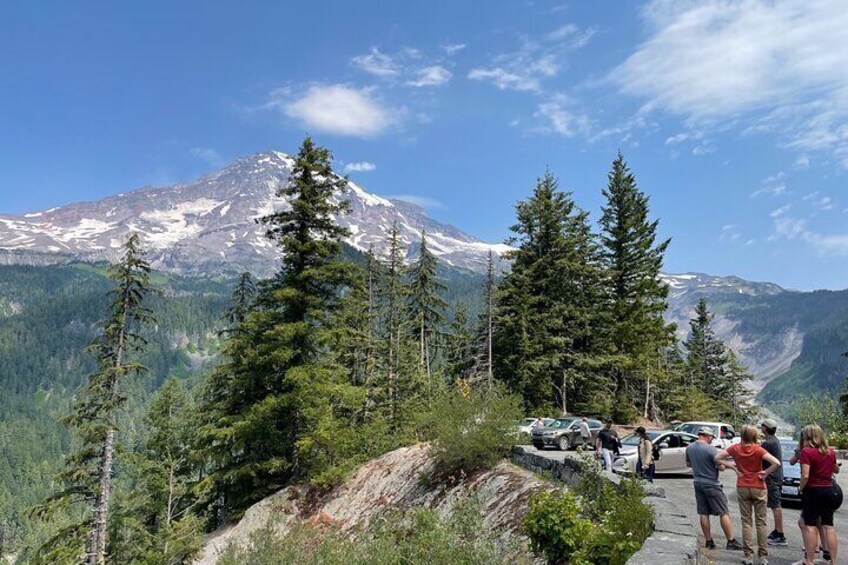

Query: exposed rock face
[195,444,550,565]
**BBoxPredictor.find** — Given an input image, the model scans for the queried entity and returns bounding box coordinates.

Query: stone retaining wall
[512,446,701,565]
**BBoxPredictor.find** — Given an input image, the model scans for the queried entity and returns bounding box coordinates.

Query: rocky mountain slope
[195,443,548,565]
[0,151,510,276]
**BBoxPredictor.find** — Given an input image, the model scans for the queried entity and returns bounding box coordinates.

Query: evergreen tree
[34,234,156,565]
[494,172,606,412]
[224,272,256,330]
[378,221,409,420]
[445,302,474,382]
[407,231,448,389]
[108,379,203,565]
[599,153,674,415]
[196,137,359,519]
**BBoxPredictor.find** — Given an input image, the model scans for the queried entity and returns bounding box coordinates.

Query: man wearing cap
[685,426,743,552]
[759,418,786,546]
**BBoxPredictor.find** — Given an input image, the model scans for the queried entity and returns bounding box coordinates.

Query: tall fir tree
[494,172,606,412]
[196,137,359,519]
[108,379,203,565]
[468,251,497,388]
[378,221,409,420]
[599,153,674,416]
[445,302,474,382]
[34,234,156,565]
[407,231,448,389]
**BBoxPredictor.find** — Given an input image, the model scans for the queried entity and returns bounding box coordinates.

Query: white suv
[673,421,740,449]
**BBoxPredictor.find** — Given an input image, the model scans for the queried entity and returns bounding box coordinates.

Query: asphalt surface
[659,469,847,564]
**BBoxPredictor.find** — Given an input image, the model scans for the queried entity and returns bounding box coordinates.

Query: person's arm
[685,448,691,468]
[799,463,810,493]
[715,449,740,475]
[757,452,780,480]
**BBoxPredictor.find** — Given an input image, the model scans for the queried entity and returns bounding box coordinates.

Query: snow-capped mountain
[0,151,511,276]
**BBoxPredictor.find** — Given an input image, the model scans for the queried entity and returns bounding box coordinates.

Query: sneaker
[759,558,768,565]
[767,529,778,540]
[705,539,716,550]
[822,550,831,562]
[768,533,787,546]
[727,539,744,551]
[742,558,753,565]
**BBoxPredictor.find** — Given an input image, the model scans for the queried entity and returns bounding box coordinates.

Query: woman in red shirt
[794,424,839,565]
[715,425,781,565]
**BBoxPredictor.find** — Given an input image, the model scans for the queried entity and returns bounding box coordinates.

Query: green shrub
[524,469,653,565]
[216,497,532,565]
[829,430,848,450]
[425,383,523,477]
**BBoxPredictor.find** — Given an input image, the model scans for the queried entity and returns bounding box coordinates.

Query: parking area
[660,470,847,564]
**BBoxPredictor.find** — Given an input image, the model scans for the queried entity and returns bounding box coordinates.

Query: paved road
[659,469,847,564]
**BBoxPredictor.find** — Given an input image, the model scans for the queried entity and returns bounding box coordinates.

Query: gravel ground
[659,469,847,564]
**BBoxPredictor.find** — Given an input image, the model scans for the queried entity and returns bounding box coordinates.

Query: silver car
[613,430,698,475]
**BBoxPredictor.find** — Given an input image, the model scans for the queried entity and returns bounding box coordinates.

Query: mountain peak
[0,152,507,276]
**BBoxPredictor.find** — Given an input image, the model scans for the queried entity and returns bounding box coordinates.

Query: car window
[677,424,699,435]
[620,433,640,446]
[780,442,797,461]
[549,419,575,429]
[680,434,695,446]
[589,420,602,429]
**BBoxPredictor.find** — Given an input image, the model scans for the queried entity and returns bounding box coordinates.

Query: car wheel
[558,436,569,451]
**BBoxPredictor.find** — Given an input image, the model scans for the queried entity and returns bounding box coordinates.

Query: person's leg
[700,514,712,540]
[753,487,768,558]
[800,525,818,564]
[821,525,837,564]
[601,448,612,471]
[772,505,783,533]
[719,513,734,540]
[737,487,754,559]
[646,463,655,483]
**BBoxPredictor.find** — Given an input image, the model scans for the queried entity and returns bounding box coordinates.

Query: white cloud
[279,85,398,137]
[772,215,848,255]
[350,48,400,77]
[534,96,593,137]
[386,194,445,209]
[770,204,792,218]
[692,142,715,156]
[612,0,848,167]
[442,43,466,55]
[343,161,376,173]
[406,66,452,87]
[795,154,811,169]
[469,24,593,93]
[189,147,224,167]
[750,172,788,198]
[468,68,540,92]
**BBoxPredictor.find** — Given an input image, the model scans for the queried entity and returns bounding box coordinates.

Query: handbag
[833,478,844,510]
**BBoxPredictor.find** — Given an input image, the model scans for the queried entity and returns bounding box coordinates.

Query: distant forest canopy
[0,138,845,561]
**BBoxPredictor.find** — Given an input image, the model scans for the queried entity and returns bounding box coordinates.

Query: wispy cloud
[772,215,848,255]
[533,95,593,137]
[612,0,848,167]
[189,147,224,167]
[343,161,376,173]
[406,66,452,88]
[750,172,788,198]
[468,23,594,93]
[273,84,400,137]
[350,48,400,77]
[386,194,445,209]
[442,43,466,55]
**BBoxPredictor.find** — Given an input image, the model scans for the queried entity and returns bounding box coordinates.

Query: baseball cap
[760,418,778,430]
[635,426,646,434]
[697,426,715,437]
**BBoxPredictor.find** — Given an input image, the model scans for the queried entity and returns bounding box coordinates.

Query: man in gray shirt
[759,419,786,546]
[685,427,743,551]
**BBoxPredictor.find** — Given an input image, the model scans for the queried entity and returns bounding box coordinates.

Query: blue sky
[2,1,848,290]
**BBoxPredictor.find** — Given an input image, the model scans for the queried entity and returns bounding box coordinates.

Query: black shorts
[694,483,729,516]
[801,486,838,527]
[766,481,782,509]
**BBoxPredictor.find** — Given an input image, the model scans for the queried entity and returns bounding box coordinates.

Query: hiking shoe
[767,529,778,540]
[727,539,744,551]
[705,539,716,550]
[768,532,787,546]
[741,558,753,565]
[822,550,831,561]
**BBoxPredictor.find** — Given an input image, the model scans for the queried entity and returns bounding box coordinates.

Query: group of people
[684,420,842,565]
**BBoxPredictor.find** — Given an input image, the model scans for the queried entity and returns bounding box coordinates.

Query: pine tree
[684,298,728,391]
[494,172,606,412]
[224,272,256,330]
[445,302,474,382]
[407,231,448,391]
[34,234,156,565]
[196,137,359,518]
[468,251,497,388]
[599,153,674,415]
[108,379,203,565]
[378,221,408,420]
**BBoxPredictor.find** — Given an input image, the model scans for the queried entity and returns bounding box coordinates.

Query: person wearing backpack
[635,426,655,482]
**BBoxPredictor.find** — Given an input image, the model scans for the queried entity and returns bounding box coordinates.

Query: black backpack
[652,442,661,461]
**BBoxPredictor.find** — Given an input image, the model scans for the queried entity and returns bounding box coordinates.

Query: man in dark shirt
[760,419,786,546]
[595,419,619,471]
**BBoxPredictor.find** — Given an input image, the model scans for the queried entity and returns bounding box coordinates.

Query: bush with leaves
[524,467,653,565]
[424,382,523,477]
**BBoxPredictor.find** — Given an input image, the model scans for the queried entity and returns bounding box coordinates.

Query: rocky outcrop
[195,444,552,565]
